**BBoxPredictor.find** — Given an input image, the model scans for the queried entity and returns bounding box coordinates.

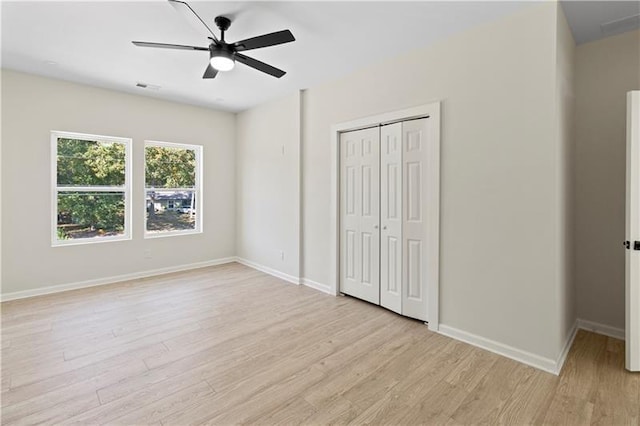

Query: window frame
[51,130,133,247]
[144,140,203,239]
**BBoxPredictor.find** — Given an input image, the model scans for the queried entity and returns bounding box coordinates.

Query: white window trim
[51,130,132,247]
[144,140,203,238]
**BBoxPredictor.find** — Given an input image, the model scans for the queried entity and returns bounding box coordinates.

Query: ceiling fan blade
[132,41,208,51]
[235,53,286,78]
[233,30,295,52]
[203,64,218,79]
[168,0,219,43]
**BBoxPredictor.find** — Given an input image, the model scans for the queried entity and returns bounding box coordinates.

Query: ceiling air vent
[135,82,161,90]
[601,13,640,37]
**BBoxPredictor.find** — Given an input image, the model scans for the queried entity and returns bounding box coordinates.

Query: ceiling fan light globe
[210,56,235,72]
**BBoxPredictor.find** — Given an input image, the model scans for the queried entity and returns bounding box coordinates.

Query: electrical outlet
[279,250,285,261]
[144,249,152,259]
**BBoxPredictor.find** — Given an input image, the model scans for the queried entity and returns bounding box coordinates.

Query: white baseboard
[0,257,236,302]
[577,318,625,340]
[232,258,333,297]
[234,257,300,286]
[438,324,561,375]
[1,256,334,302]
[555,320,579,375]
[301,278,333,295]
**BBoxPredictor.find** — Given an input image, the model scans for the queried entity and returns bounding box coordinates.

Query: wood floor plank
[109,380,214,425]
[96,301,360,405]
[449,357,535,424]
[2,262,639,425]
[8,342,166,389]
[343,342,476,425]
[555,330,608,401]
[2,349,151,407]
[542,394,595,425]
[7,392,101,426]
[492,365,558,424]
[589,338,640,425]
[66,360,218,424]
[253,396,318,426]
[203,367,327,425]
[444,344,499,392]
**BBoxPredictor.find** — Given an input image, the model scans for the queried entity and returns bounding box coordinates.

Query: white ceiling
[2,1,638,113]
[561,0,640,45]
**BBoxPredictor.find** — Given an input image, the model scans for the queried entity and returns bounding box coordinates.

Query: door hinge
[625,240,640,250]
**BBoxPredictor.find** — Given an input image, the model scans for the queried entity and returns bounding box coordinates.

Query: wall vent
[135,82,161,90]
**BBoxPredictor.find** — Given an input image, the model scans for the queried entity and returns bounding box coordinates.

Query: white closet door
[340,127,380,305]
[380,123,403,314]
[402,118,430,321]
[626,91,640,372]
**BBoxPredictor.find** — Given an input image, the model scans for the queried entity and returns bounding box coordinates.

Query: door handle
[374,225,379,229]
[383,225,387,230]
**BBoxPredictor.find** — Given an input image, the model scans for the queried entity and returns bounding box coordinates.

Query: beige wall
[575,30,640,330]
[236,93,301,278]
[300,3,569,360]
[1,70,237,295]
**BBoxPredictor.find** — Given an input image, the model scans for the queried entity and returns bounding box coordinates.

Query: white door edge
[626,91,640,372]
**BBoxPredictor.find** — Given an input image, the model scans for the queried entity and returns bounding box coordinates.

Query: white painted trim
[577,318,626,340]
[301,278,332,295]
[329,102,441,329]
[426,104,441,332]
[438,324,560,375]
[0,257,236,302]
[555,320,579,375]
[437,319,627,376]
[232,257,332,296]
[234,257,301,286]
[51,130,133,247]
[626,90,640,371]
[296,90,303,281]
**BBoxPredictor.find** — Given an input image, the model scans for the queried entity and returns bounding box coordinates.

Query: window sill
[144,229,202,239]
[52,235,132,247]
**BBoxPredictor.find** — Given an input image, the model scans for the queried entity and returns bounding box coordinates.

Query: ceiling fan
[132,0,295,79]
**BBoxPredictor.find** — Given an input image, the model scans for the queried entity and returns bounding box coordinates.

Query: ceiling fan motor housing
[214,16,232,32]
[210,44,235,60]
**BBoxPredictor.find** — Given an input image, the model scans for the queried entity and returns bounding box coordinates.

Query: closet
[339,117,431,322]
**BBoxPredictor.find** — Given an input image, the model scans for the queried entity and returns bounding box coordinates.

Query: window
[52,131,132,246]
[145,141,202,237]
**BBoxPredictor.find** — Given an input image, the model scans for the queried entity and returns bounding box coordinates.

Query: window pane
[57,192,125,241]
[145,146,196,189]
[57,138,126,186]
[146,190,196,233]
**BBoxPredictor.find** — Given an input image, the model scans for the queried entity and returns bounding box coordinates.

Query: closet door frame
[329,102,441,331]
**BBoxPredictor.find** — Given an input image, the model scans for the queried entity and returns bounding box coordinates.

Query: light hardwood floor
[1,262,638,425]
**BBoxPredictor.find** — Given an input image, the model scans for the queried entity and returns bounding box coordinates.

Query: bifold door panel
[401,119,429,321]
[340,118,430,322]
[380,123,403,314]
[340,127,380,305]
